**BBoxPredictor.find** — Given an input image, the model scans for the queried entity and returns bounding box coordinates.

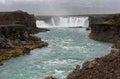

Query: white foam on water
[36,20,49,28]
[55,69,65,74]
[36,16,89,28]
[54,69,66,79]
[43,59,68,65]
[62,46,85,50]
[0,25,113,79]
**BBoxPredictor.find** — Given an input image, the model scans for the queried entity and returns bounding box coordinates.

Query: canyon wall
[89,14,120,43]
[0,10,38,33]
[89,14,120,49]
[0,11,48,63]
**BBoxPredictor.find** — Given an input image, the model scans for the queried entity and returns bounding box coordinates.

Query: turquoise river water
[0,28,112,79]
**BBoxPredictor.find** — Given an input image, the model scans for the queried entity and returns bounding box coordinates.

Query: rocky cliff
[89,14,113,27]
[0,11,38,33]
[89,14,120,43]
[67,49,120,79]
[0,11,48,64]
[89,14,120,49]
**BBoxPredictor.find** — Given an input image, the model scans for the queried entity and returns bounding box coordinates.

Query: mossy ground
[114,40,120,49]
[0,42,48,62]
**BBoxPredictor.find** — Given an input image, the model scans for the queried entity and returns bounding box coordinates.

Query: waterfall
[36,20,49,28]
[51,18,56,26]
[36,16,89,28]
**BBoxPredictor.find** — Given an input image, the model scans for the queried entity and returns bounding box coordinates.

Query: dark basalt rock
[115,41,120,47]
[0,10,37,33]
[0,62,3,66]
[89,14,120,42]
[67,50,120,79]
[86,27,90,30]
[0,11,48,63]
[45,76,56,79]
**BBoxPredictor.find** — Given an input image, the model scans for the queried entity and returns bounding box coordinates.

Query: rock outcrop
[89,14,120,49]
[67,50,120,79]
[0,10,38,33]
[0,11,48,63]
[89,14,120,42]
[45,76,56,79]
[89,14,113,27]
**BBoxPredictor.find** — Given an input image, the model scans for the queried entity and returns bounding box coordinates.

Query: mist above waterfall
[36,16,89,28]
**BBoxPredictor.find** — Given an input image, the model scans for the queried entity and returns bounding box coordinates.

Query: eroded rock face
[89,15,112,26]
[0,11,39,33]
[0,11,48,62]
[114,40,120,49]
[67,50,120,79]
[89,14,120,42]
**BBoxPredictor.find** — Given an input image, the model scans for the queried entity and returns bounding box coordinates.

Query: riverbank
[67,49,120,79]
[0,11,48,64]
[66,14,120,79]
[43,14,120,79]
[88,14,120,49]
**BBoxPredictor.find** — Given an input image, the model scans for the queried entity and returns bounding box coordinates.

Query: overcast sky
[0,0,120,15]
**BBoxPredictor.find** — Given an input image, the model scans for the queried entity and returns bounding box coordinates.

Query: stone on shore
[45,76,56,79]
[67,50,120,79]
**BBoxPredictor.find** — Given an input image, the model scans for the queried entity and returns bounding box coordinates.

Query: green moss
[0,42,48,62]
[115,40,120,49]
[0,48,24,61]
[25,43,43,50]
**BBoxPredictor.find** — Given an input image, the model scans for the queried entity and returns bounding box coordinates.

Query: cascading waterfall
[57,17,88,27]
[36,20,49,27]
[36,16,89,28]
[51,18,56,26]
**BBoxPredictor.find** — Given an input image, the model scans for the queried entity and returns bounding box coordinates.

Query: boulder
[45,76,56,79]
[0,62,3,66]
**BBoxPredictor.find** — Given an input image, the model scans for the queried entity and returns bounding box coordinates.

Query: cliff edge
[89,14,120,43]
[0,11,48,64]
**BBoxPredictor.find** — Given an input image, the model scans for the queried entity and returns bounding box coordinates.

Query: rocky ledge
[89,14,120,43]
[67,49,120,79]
[0,11,48,64]
[89,14,120,49]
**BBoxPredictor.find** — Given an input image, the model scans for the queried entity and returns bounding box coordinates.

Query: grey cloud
[0,0,120,15]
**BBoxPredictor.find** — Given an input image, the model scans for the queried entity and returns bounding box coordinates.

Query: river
[0,27,112,79]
